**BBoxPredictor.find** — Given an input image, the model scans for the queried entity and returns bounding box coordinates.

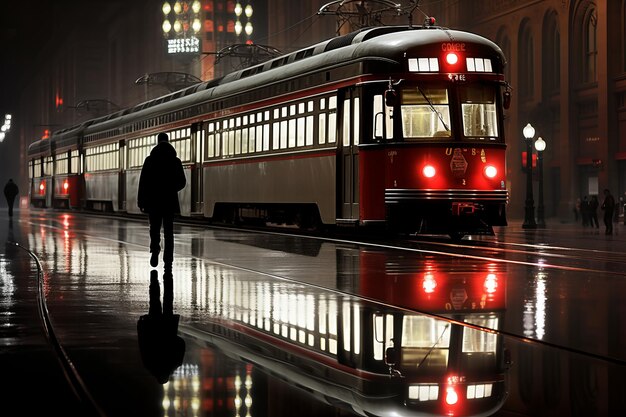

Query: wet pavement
[1,208,625,417]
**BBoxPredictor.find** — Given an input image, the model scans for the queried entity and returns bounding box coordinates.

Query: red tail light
[63,180,69,191]
[484,165,497,178]
[422,165,436,178]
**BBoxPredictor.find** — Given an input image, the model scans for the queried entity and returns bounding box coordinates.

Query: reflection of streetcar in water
[182,253,510,417]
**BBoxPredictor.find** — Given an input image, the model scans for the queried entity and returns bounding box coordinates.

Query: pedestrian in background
[138,133,186,268]
[601,189,615,235]
[589,195,600,228]
[3,179,19,217]
[581,196,590,227]
[574,198,581,222]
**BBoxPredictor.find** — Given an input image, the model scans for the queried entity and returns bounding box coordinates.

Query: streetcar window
[328,112,337,143]
[280,120,288,149]
[319,114,327,144]
[272,122,280,149]
[373,94,384,139]
[248,127,255,153]
[288,119,296,148]
[306,115,314,146]
[256,126,263,152]
[242,128,248,153]
[353,97,360,145]
[263,124,270,151]
[297,117,305,147]
[400,88,451,139]
[235,129,241,154]
[460,85,499,140]
[207,125,215,158]
[343,99,351,146]
[462,315,498,353]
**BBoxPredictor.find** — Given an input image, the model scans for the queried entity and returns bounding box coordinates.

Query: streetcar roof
[32,25,505,152]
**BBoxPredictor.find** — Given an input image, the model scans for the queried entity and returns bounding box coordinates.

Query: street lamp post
[522,123,537,229]
[534,136,546,228]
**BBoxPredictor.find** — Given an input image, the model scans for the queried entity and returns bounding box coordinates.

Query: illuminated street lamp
[534,136,546,228]
[522,123,537,229]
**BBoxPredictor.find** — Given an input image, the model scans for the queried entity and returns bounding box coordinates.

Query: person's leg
[149,212,162,266]
[163,212,174,264]
[7,197,14,216]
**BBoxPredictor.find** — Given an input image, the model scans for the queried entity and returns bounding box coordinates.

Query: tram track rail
[12,241,108,417]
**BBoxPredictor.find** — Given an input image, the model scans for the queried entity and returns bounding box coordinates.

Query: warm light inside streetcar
[445,52,459,65]
[484,165,497,178]
[423,165,436,178]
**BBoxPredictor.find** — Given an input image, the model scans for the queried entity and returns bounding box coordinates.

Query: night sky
[0,2,88,116]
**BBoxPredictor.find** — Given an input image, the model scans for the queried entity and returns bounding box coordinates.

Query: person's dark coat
[4,180,18,202]
[137,142,186,214]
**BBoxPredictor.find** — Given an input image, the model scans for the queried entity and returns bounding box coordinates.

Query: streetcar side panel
[203,153,336,224]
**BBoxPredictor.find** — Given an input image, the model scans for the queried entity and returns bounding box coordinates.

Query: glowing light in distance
[162,20,172,33]
[422,165,436,178]
[63,181,69,191]
[39,183,45,191]
[192,18,201,33]
[162,2,171,14]
[484,165,497,178]
[446,52,459,65]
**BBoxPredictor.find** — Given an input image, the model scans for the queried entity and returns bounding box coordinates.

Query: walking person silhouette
[137,133,186,268]
[601,189,616,235]
[3,179,19,217]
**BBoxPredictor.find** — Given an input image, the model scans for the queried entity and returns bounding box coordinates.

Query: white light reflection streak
[522,269,547,340]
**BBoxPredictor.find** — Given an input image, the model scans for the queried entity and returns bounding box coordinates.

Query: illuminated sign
[441,42,466,52]
[167,36,201,54]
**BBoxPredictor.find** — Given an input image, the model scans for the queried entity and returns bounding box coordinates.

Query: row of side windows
[204,95,338,160]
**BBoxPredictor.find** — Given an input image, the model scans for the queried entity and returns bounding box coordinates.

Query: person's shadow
[137,269,185,384]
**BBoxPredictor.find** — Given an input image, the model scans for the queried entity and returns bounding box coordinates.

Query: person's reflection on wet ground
[5,217,18,256]
[137,269,185,384]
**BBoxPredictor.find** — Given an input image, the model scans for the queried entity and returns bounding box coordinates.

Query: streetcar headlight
[484,273,498,294]
[484,165,497,178]
[63,180,69,191]
[422,165,436,178]
[445,387,459,405]
[445,52,459,65]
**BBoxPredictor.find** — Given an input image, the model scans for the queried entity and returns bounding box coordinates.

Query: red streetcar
[28,23,509,238]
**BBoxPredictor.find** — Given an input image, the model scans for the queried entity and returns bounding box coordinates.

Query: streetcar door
[191,122,203,214]
[338,89,360,222]
[118,140,125,211]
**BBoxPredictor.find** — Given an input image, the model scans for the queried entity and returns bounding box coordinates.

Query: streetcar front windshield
[400,315,450,370]
[460,85,499,141]
[400,88,451,139]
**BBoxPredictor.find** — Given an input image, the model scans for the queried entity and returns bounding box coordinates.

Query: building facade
[15,0,626,220]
